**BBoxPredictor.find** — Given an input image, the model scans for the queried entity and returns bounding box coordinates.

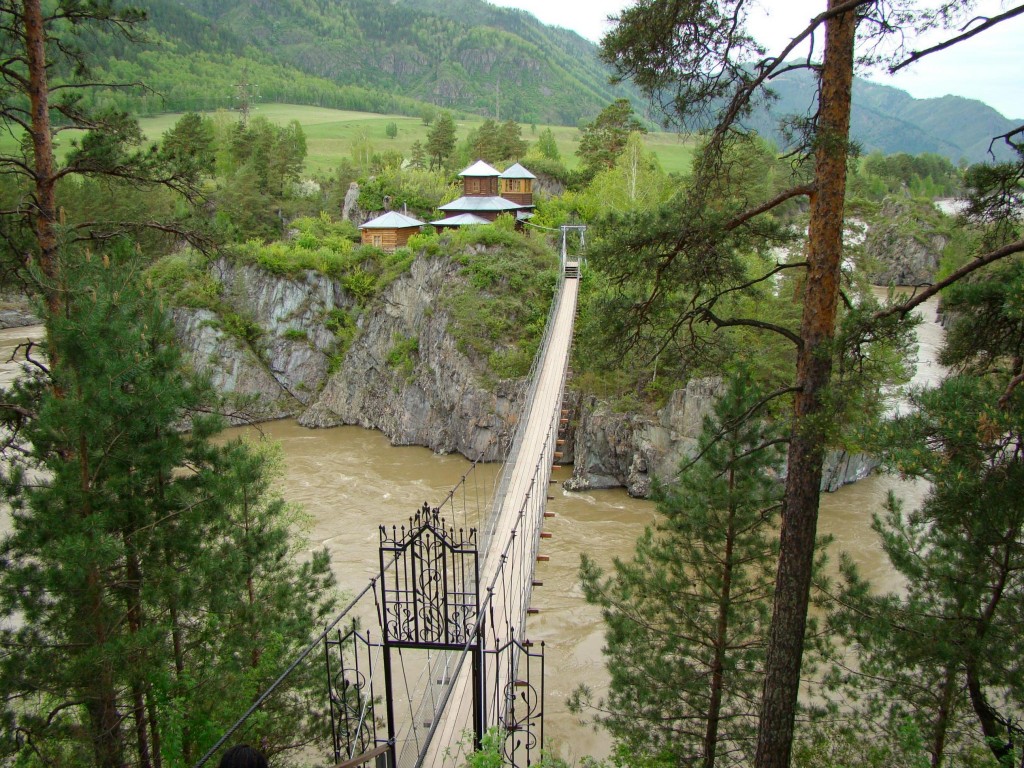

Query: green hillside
[66,2,1019,166]
[87,0,637,127]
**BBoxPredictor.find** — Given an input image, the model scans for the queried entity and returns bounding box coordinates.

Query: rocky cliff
[864,198,951,286]
[172,253,874,496]
[296,255,523,461]
[562,379,876,497]
[173,253,524,459]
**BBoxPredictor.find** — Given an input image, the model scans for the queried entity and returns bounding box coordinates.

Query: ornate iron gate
[327,501,546,767]
[380,503,484,758]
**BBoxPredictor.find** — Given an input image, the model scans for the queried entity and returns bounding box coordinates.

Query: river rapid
[0,291,942,762]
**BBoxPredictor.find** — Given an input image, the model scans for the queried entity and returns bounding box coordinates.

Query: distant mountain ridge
[111,1,1017,163]
[745,67,1019,163]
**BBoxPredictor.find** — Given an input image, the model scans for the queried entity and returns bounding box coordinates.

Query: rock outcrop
[864,198,949,286]
[172,258,351,421]
[174,254,523,458]
[564,378,724,497]
[563,378,876,497]
[297,256,523,460]
[172,255,875,495]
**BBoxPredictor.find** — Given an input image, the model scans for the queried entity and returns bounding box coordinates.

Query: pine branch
[890,5,1024,73]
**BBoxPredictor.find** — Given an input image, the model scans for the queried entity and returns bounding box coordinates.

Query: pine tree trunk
[126,545,153,768]
[931,666,956,768]
[84,567,127,768]
[704,489,738,768]
[754,2,856,766]
[23,0,60,317]
[147,692,163,768]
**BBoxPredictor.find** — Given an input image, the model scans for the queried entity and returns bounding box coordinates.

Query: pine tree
[497,119,527,162]
[575,99,646,179]
[472,118,502,163]
[0,247,335,767]
[427,111,457,171]
[410,140,427,170]
[575,373,809,768]
[162,112,217,178]
[593,6,1024,764]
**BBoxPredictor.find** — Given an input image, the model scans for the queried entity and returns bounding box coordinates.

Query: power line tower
[234,68,259,126]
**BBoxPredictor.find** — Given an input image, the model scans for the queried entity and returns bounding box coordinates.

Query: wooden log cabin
[499,162,536,207]
[434,160,537,229]
[358,211,425,252]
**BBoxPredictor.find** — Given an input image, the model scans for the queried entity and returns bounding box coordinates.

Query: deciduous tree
[535,127,561,161]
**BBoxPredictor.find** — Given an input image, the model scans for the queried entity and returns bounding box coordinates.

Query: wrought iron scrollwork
[325,624,382,765]
[379,502,479,649]
[488,637,545,767]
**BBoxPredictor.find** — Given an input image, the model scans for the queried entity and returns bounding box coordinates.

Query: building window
[372,234,383,247]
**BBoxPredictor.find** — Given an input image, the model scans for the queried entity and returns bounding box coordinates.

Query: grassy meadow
[3,103,697,178]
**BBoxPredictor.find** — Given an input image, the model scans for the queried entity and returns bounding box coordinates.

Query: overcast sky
[486,0,1023,120]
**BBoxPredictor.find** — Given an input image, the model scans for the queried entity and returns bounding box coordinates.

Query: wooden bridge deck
[418,261,580,766]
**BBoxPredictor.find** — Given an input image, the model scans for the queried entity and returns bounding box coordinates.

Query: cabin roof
[500,162,536,180]
[438,195,522,212]
[430,213,492,227]
[459,160,501,177]
[359,211,426,229]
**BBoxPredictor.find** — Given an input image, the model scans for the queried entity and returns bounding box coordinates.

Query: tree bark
[931,666,957,768]
[704,477,737,768]
[23,0,60,316]
[754,2,856,766]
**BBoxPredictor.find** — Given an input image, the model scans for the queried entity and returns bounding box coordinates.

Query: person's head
[218,744,268,768]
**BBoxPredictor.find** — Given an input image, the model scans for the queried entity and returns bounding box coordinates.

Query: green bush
[440,227,559,387]
[146,250,222,310]
[342,268,378,303]
[386,333,419,381]
[221,311,262,345]
[324,308,358,359]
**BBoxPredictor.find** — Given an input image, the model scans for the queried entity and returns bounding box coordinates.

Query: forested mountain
[96,0,636,126]
[85,0,1016,164]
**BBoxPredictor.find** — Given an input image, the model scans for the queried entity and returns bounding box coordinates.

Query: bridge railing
[194,247,578,768]
[409,414,558,766]
[479,259,567,557]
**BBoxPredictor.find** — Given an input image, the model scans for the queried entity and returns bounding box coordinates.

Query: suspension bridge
[196,227,586,768]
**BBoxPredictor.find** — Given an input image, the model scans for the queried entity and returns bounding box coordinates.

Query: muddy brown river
[0,291,942,761]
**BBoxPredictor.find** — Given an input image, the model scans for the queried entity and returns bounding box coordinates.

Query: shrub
[221,311,262,345]
[146,250,222,310]
[386,333,419,381]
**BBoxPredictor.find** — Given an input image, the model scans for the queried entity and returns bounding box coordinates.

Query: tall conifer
[0,248,335,766]
[576,373,823,768]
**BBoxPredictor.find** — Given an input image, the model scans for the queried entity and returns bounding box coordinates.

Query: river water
[0,292,943,762]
